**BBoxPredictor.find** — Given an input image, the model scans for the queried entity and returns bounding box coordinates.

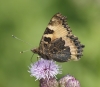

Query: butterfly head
[31,48,39,54]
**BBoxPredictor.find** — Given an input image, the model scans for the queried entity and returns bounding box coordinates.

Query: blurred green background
[0,0,100,87]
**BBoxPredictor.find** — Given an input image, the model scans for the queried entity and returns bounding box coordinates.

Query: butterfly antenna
[12,35,33,47]
[20,50,30,54]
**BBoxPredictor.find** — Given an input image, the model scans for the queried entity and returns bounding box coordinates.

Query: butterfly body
[31,13,85,62]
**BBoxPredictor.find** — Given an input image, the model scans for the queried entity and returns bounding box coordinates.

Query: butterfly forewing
[31,13,85,62]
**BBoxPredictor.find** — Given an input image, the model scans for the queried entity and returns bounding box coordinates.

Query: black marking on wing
[44,27,54,34]
[44,37,51,43]
[49,38,71,62]
[67,34,85,59]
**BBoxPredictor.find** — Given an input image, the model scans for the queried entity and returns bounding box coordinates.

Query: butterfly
[31,13,85,62]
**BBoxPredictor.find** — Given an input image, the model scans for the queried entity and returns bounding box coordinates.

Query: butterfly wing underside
[32,13,84,62]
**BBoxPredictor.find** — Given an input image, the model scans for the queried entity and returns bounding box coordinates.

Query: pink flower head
[66,78,80,87]
[28,59,61,80]
[59,75,80,87]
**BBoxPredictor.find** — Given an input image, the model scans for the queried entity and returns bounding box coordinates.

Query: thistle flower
[28,58,61,80]
[28,59,80,87]
[40,77,58,87]
[59,75,80,87]
[66,78,80,87]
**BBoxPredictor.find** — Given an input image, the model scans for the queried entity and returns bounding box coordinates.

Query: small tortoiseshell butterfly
[31,13,85,62]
